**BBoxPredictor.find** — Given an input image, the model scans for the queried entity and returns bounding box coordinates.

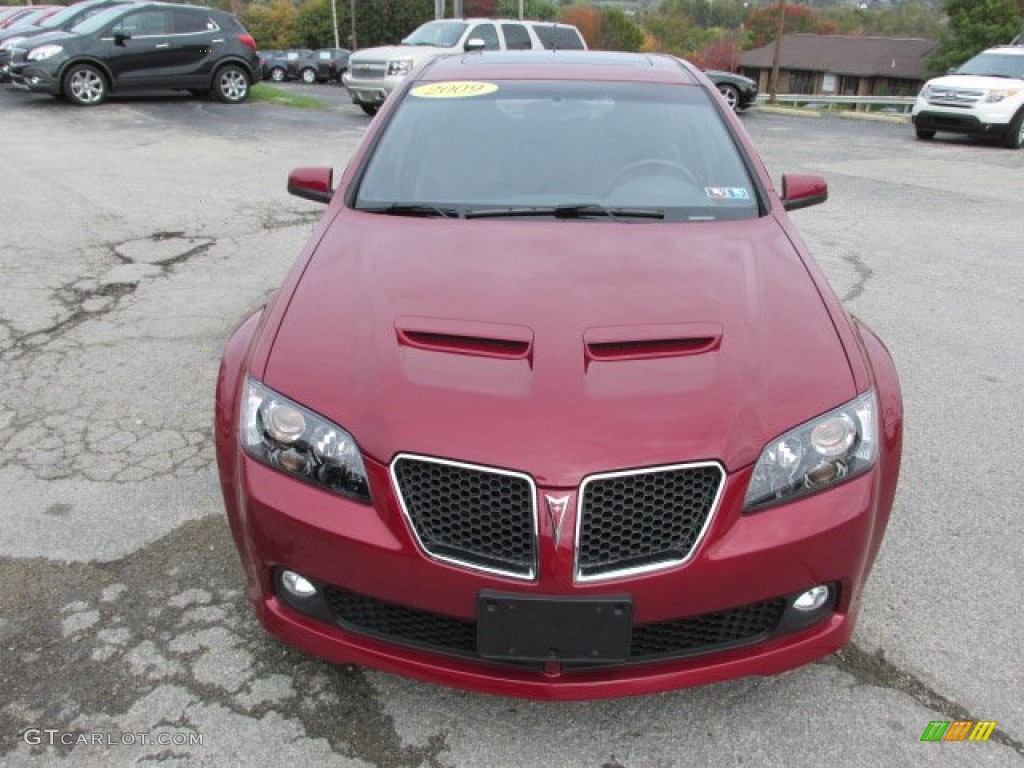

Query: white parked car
[342,18,586,116]
[912,45,1024,148]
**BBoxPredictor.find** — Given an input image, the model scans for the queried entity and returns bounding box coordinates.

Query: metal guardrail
[756,94,917,113]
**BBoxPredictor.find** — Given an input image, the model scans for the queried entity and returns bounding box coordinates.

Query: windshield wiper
[466,204,664,220]
[360,203,463,219]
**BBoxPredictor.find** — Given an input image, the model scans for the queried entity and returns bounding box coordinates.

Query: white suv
[912,45,1024,149]
[342,18,586,116]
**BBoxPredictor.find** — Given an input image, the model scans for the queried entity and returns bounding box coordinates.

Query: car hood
[9,28,75,49]
[925,73,1024,89]
[349,44,451,64]
[262,213,855,484]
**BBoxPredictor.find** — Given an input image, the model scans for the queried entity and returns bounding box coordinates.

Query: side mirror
[287,166,334,204]
[113,31,130,46]
[464,38,486,52]
[780,173,827,211]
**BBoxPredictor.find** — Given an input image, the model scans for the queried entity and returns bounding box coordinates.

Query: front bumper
[912,98,1018,138]
[222,444,885,699]
[341,71,400,105]
[7,60,60,94]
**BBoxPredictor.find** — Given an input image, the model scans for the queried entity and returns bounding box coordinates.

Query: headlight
[1,37,26,51]
[744,391,877,511]
[240,377,370,502]
[386,58,413,77]
[27,44,63,62]
[918,84,932,99]
[983,88,1020,103]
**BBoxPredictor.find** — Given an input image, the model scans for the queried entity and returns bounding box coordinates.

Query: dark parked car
[705,69,758,111]
[8,1,260,106]
[261,48,312,82]
[264,48,349,84]
[309,47,349,83]
[216,50,902,699]
[0,6,57,30]
[1,0,138,83]
[0,6,59,31]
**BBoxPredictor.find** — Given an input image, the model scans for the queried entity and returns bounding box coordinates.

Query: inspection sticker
[410,81,499,99]
[705,187,751,201]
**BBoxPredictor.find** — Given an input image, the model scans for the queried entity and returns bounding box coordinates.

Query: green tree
[294,0,339,49]
[354,0,434,48]
[599,7,645,52]
[928,0,1023,72]
[497,0,557,22]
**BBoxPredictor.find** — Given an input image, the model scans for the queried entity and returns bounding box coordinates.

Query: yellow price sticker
[410,81,499,99]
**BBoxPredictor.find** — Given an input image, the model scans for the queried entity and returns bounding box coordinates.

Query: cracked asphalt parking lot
[0,87,1021,767]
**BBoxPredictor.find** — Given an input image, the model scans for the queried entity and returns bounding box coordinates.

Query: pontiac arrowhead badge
[544,494,571,547]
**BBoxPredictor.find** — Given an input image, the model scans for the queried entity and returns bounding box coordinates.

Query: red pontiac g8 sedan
[215,51,903,700]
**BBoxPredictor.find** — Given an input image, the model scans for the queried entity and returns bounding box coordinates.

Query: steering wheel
[604,159,700,195]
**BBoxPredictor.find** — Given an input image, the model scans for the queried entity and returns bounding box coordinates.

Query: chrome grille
[348,60,387,79]
[575,463,724,581]
[927,87,984,106]
[391,455,537,579]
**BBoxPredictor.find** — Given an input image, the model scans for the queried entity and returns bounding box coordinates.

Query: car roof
[419,50,700,86]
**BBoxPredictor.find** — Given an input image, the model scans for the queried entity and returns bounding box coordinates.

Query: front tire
[717,84,740,112]
[301,67,316,84]
[63,63,107,107]
[359,102,378,116]
[269,67,285,83]
[1002,109,1024,149]
[213,64,250,104]
[915,127,935,140]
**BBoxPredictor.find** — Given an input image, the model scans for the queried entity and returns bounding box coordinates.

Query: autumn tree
[745,3,826,49]
[559,5,601,49]
[242,0,298,49]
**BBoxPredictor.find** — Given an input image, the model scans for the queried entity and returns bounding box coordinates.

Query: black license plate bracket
[477,590,633,663]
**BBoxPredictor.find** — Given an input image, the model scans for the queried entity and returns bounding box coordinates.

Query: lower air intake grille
[323,586,786,664]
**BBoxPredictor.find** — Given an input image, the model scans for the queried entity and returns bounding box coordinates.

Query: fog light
[281,570,317,598]
[793,585,830,612]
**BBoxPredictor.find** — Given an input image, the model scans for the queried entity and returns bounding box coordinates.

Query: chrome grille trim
[574,461,726,583]
[390,453,538,581]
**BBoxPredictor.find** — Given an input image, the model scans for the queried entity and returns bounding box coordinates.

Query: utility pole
[768,0,786,104]
[350,0,358,49]
[330,0,340,48]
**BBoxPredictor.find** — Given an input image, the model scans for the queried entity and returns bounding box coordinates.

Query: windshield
[71,6,127,35]
[355,80,760,222]
[957,51,1024,79]
[402,21,467,48]
[41,2,109,29]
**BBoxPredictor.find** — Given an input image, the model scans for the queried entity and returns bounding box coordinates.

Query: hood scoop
[396,316,534,362]
[585,323,722,365]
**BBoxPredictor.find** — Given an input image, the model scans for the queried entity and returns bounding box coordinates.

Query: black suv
[262,49,313,82]
[8,1,261,105]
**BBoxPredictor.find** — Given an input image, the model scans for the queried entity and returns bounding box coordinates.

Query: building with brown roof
[739,34,938,99]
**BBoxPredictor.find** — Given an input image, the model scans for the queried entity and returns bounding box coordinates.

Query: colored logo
[410,81,499,99]
[920,721,996,742]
